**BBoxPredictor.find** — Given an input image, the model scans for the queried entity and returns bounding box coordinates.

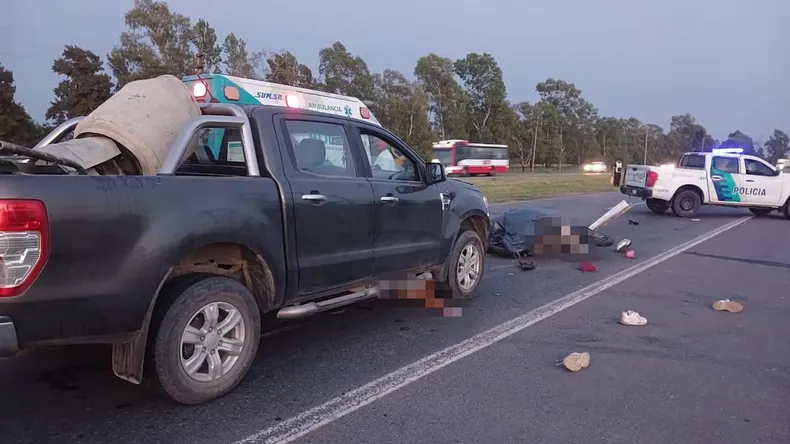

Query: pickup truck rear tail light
[646,171,659,187]
[0,200,49,297]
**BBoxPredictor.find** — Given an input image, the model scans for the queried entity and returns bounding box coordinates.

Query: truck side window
[679,154,705,169]
[744,159,775,176]
[284,120,356,178]
[712,156,739,174]
[185,127,245,166]
[361,133,418,182]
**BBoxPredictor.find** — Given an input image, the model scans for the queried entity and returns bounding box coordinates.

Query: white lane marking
[232,215,752,444]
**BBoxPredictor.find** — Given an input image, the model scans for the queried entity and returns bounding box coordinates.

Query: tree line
[2,0,788,167]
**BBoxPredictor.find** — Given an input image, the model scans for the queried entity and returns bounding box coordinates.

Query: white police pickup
[620,149,790,218]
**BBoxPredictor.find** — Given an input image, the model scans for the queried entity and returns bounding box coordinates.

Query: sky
[2,0,789,142]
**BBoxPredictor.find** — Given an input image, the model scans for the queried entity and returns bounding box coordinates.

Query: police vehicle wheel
[146,274,261,405]
[671,190,701,218]
[749,208,772,217]
[646,198,669,214]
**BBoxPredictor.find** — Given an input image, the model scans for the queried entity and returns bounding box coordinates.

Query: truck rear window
[679,154,705,169]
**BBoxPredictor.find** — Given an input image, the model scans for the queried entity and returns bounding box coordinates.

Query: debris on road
[562,352,591,372]
[628,219,640,225]
[615,239,632,252]
[588,200,633,231]
[712,299,744,313]
[620,310,648,326]
[624,250,636,259]
[518,257,536,271]
[691,218,700,222]
[578,262,596,272]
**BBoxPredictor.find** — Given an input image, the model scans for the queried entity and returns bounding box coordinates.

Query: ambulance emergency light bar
[189,80,372,120]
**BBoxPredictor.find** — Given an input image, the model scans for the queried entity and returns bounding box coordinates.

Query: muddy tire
[749,208,773,217]
[146,275,261,405]
[646,198,670,214]
[671,190,701,218]
[446,230,485,300]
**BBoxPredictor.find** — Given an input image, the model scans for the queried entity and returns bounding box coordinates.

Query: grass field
[462,172,614,203]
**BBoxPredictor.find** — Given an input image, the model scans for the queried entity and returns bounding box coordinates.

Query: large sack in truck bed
[74,75,202,175]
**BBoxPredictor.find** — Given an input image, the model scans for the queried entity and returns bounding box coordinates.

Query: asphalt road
[2,191,789,444]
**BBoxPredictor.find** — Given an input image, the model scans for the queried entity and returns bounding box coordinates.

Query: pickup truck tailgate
[624,166,649,188]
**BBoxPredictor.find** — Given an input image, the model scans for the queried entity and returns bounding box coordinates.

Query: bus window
[432,149,453,166]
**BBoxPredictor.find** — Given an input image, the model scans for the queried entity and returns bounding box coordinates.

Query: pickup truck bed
[0,174,284,345]
[0,102,490,405]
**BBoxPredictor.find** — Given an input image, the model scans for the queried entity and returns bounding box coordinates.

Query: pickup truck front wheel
[671,190,701,218]
[447,230,486,299]
[148,275,261,405]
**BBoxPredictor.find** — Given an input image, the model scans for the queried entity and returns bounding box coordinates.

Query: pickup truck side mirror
[426,162,446,184]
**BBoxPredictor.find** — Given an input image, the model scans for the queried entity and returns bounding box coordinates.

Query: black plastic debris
[518,256,536,271]
[628,219,639,225]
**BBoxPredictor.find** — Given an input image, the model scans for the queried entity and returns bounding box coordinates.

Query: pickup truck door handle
[710,175,722,182]
[380,195,399,205]
[301,194,327,203]
[745,179,755,182]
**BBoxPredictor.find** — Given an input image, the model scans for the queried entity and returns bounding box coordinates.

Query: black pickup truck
[0,103,490,404]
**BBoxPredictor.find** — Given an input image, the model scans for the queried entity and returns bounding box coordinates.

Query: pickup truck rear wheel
[148,275,261,405]
[671,190,701,218]
[783,199,790,220]
[447,230,485,299]
[646,198,670,214]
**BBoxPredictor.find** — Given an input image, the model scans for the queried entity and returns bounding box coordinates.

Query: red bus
[431,140,510,176]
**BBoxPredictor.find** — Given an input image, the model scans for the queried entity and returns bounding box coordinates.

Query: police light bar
[712,147,743,154]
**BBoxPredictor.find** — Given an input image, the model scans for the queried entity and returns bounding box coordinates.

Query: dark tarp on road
[488,208,613,259]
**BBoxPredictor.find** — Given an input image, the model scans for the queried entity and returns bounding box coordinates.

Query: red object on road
[578,262,597,272]
[625,250,636,259]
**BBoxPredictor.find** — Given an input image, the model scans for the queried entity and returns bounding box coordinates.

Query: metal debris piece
[615,239,632,252]
[589,200,633,231]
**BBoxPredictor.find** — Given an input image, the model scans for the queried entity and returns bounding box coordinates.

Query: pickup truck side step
[277,286,380,319]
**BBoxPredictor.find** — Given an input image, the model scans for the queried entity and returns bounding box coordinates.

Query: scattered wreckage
[487,200,635,269]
